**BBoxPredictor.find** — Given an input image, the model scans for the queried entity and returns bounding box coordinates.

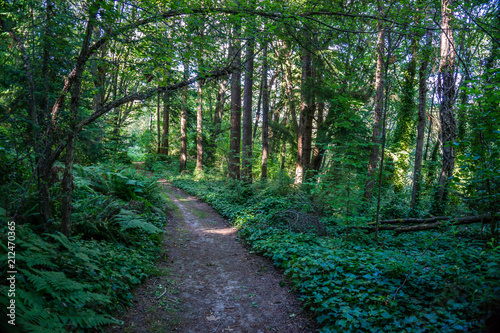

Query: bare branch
[47,65,235,167]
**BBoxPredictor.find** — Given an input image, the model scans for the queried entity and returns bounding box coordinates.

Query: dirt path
[109,180,316,333]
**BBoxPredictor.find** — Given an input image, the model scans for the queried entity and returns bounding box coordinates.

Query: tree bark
[359,215,499,233]
[261,43,269,180]
[252,73,263,140]
[363,19,385,200]
[213,79,227,139]
[411,31,431,210]
[196,80,204,171]
[295,50,314,184]
[391,40,417,192]
[61,11,96,236]
[433,0,457,213]
[180,62,189,173]
[228,25,242,179]
[311,101,325,172]
[242,37,255,182]
[373,216,451,225]
[284,56,298,135]
[159,90,170,155]
[156,88,161,153]
[280,106,289,170]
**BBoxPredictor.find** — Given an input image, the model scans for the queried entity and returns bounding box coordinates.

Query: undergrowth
[0,163,168,332]
[172,176,500,332]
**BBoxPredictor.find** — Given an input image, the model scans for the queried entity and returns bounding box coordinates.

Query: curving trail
[109,180,315,333]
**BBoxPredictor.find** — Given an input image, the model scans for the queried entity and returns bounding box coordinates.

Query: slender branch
[47,65,236,167]
[458,3,500,46]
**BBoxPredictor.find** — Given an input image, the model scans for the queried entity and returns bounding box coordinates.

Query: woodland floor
[107,177,316,333]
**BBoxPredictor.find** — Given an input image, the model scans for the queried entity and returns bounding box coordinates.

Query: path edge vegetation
[1,164,173,332]
[160,167,500,333]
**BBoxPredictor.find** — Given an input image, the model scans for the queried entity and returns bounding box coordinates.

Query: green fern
[114,209,163,234]
[2,163,168,332]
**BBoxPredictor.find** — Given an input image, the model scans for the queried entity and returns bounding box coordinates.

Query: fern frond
[114,209,163,234]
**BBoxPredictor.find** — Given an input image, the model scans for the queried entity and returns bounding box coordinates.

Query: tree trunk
[159,91,170,155]
[61,138,75,236]
[411,31,431,210]
[280,106,289,170]
[363,20,385,200]
[38,168,52,227]
[40,2,53,227]
[285,57,298,135]
[242,37,255,182]
[228,25,242,179]
[311,101,325,172]
[267,69,281,151]
[295,50,314,184]
[156,89,161,153]
[196,80,204,171]
[360,215,499,233]
[261,43,269,179]
[252,73,263,140]
[303,61,315,179]
[392,40,417,192]
[180,62,189,173]
[91,27,106,113]
[61,12,96,235]
[434,0,457,213]
[213,79,227,139]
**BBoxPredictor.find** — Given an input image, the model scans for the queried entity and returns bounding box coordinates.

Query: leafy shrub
[0,164,168,332]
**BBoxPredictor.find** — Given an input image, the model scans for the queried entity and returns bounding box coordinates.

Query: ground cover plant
[171,174,500,332]
[0,164,168,332]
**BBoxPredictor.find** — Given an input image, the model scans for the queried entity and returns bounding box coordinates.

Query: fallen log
[394,215,499,234]
[356,214,499,234]
[368,216,450,225]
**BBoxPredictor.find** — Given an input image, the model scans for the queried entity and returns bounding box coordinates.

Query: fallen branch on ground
[354,214,499,234]
[368,216,450,225]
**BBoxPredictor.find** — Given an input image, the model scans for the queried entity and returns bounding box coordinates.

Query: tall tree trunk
[261,43,269,179]
[61,12,96,235]
[311,101,325,172]
[363,19,386,201]
[392,39,417,192]
[280,105,289,170]
[196,80,204,171]
[284,56,298,135]
[40,1,53,226]
[433,0,457,213]
[156,89,161,153]
[180,62,189,173]
[213,79,227,139]
[295,50,314,184]
[424,85,437,161]
[91,31,106,112]
[159,90,170,155]
[228,25,242,179]
[410,31,431,210]
[252,73,263,139]
[267,69,281,149]
[242,37,255,182]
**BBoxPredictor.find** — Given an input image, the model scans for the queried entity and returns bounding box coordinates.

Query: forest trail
[109,179,315,333]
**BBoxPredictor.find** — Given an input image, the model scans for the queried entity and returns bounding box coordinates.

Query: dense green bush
[0,164,168,332]
[173,177,500,332]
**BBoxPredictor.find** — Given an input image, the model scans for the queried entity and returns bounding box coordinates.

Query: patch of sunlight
[202,227,237,236]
